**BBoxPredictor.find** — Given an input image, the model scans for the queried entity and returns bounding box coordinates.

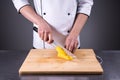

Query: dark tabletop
[0,50,120,80]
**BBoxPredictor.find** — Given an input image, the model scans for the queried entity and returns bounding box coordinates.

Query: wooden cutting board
[19,49,103,75]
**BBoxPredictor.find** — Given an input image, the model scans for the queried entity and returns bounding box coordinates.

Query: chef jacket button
[68,13,70,16]
[67,30,70,33]
[43,13,46,15]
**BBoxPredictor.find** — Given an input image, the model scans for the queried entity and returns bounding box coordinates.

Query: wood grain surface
[19,49,103,75]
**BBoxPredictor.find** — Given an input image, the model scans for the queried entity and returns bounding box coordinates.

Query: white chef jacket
[12,0,93,49]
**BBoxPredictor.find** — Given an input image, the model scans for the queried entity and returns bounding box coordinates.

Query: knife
[51,42,77,59]
[34,24,77,58]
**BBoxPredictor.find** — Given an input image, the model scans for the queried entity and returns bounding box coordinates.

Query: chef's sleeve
[77,0,94,16]
[12,0,30,12]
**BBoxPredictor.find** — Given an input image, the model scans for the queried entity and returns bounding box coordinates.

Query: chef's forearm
[19,5,43,25]
[70,13,88,37]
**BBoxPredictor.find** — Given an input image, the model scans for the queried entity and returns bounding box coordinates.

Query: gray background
[0,0,120,50]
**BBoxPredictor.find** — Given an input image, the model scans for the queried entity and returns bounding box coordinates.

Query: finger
[65,40,70,50]
[72,44,77,53]
[72,41,78,53]
[38,29,41,38]
[68,41,74,52]
[47,33,53,44]
[40,30,44,40]
[44,31,49,41]
[74,41,78,49]
[72,47,77,53]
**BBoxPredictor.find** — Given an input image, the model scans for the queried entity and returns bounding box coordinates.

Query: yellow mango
[56,46,73,60]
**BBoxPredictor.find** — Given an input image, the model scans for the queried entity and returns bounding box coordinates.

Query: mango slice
[56,46,73,60]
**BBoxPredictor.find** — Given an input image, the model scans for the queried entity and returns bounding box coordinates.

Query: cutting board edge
[19,70,103,75]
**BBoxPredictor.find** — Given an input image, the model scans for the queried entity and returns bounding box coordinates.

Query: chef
[12,0,93,52]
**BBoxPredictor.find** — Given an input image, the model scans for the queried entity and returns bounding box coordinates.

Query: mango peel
[56,46,73,60]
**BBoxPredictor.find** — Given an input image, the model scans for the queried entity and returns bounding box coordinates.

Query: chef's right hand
[37,19,53,44]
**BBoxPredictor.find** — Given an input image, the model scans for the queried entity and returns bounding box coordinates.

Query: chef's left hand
[65,34,78,52]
